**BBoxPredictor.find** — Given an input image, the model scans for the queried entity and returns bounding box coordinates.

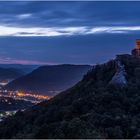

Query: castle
[131,39,140,57]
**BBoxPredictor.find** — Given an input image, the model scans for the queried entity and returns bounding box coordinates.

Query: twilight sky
[0,1,140,65]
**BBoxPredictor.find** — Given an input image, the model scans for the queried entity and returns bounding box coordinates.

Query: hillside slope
[5,64,91,96]
[1,54,140,138]
[0,68,24,82]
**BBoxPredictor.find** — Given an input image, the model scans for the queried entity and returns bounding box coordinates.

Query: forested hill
[1,54,140,138]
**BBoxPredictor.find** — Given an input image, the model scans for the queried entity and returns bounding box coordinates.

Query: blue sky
[0,1,140,65]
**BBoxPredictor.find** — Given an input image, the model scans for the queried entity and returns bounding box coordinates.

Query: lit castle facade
[132,40,140,57]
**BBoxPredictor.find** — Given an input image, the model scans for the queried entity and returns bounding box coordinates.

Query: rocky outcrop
[109,61,127,86]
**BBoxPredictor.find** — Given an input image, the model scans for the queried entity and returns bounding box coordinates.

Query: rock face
[109,61,127,86]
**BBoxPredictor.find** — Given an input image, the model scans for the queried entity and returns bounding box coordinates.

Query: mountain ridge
[1,54,140,138]
[0,67,25,82]
[4,64,91,96]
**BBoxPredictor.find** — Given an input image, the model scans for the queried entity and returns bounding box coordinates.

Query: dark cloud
[0,2,139,64]
[0,1,140,27]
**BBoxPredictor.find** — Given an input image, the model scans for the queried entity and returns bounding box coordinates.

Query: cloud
[0,57,55,65]
[0,2,140,28]
[0,25,140,37]
[17,13,32,19]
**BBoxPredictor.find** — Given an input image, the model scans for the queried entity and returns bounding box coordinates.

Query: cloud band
[0,25,140,37]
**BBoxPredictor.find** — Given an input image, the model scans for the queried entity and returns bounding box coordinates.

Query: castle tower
[136,39,140,49]
[131,40,140,57]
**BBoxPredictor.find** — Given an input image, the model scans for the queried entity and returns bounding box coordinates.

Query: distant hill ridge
[4,64,92,96]
[0,67,25,82]
[0,64,39,73]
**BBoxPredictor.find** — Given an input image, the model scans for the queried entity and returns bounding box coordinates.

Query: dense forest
[1,54,140,138]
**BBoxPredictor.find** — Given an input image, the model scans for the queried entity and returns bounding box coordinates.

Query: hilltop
[1,54,140,138]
